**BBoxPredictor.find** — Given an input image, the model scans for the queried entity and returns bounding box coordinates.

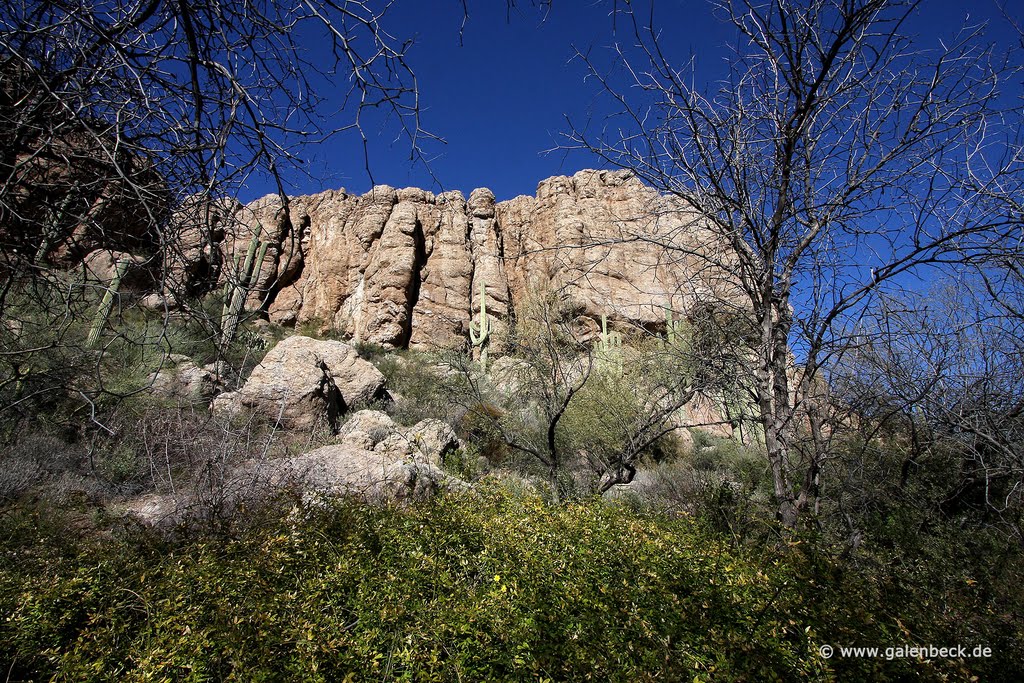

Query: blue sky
[249,0,1024,203]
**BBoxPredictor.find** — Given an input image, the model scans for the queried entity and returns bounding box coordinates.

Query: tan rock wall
[222,169,736,349]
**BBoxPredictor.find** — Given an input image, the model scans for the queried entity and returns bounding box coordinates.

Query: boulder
[338,409,399,449]
[405,418,463,467]
[149,356,224,401]
[252,443,461,505]
[373,433,415,458]
[123,443,465,528]
[211,336,385,431]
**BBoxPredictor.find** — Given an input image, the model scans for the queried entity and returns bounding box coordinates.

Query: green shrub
[293,317,350,344]
[456,401,510,465]
[2,484,1021,681]
[438,443,490,481]
[690,430,765,488]
[0,488,829,682]
[377,351,471,426]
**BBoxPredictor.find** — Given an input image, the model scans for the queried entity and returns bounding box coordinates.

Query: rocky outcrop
[1,60,168,267]
[150,197,240,308]
[408,191,474,349]
[500,170,733,331]
[338,409,401,450]
[81,249,151,291]
[337,411,464,467]
[211,336,386,430]
[405,418,463,467]
[192,169,735,350]
[124,442,465,528]
[149,355,228,401]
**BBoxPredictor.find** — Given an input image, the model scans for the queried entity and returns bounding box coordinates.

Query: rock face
[124,442,465,528]
[149,355,227,401]
[195,169,735,349]
[211,336,386,430]
[81,249,151,291]
[337,411,464,467]
[405,418,462,467]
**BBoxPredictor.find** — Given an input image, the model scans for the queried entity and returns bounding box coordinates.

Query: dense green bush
[2,485,1018,682]
[0,488,817,681]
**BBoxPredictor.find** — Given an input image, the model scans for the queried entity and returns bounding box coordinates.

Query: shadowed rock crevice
[262,211,311,315]
[399,216,428,348]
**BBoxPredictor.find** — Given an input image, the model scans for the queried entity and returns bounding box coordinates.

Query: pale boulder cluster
[209,335,387,431]
[132,337,469,527]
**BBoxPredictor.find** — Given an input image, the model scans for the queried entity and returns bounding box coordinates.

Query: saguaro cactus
[220,226,269,349]
[597,313,623,375]
[86,259,129,348]
[469,280,491,372]
[663,306,688,349]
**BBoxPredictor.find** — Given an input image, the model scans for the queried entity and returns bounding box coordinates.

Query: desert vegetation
[2,0,1023,680]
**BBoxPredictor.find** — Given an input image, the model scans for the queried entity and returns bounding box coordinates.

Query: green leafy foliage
[3,484,1017,682]
[0,488,826,682]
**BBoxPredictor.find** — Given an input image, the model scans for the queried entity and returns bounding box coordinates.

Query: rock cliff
[195,169,735,349]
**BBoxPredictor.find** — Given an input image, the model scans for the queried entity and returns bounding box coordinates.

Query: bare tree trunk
[760,385,798,527]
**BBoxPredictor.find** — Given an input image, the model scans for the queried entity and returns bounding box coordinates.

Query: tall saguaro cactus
[220,226,269,349]
[469,280,491,372]
[597,313,623,375]
[663,306,687,349]
[86,259,129,348]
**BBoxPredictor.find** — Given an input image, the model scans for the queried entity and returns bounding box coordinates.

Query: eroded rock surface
[123,442,465,528]
[191,169,736,349]
[149,355,226,401]
[211,336,385,430]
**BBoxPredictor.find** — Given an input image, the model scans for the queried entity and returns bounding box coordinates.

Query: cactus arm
[663,306,687,348]
[86,259,129,348]
[469,281,490,343]
[597,313,623,375]
[220,226,270,349]
[469,280,491,371]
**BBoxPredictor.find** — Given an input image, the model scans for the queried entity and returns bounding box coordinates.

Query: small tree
[449,286,698,498]
[834,282,1024,543]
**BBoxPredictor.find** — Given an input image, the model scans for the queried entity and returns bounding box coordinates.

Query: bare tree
[0,0,442,421]
[0,0,436,264]
[566,0,1022,526]
[833,280,1024,543]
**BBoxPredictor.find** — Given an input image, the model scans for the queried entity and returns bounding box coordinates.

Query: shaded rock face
[124,442,465,529]
[81,249,152,292]
[170,169,734,349]
[149,355,227,402]
[211,336,386,431]
[156,197,240,307]
[0,61,168,267]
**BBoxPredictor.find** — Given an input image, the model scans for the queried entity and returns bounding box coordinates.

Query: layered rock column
[408,191,473,349]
